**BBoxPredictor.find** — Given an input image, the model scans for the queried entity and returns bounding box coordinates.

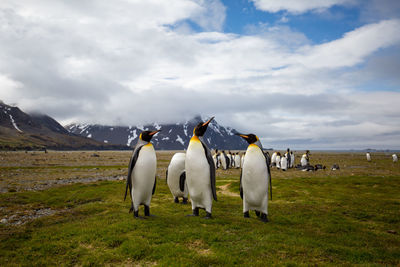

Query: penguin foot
[144,205,150,217]
[129,206,133,213]
[255,211,261,217]
[260,213,269,223]
[174,197,179,203]
[134,210,146,219]
[243,211,250,218]
[186,208,199,217]
[182,198,188,204]
[204,212,212,219]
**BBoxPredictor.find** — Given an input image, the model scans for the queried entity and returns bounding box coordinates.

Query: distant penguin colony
[124,130,160,218]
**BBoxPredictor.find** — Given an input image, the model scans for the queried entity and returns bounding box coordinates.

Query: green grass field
[0,151,399,266]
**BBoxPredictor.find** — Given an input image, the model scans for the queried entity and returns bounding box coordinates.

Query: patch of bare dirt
[218,183,239,197]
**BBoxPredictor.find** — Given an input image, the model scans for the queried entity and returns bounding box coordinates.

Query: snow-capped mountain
[66,116,248,150]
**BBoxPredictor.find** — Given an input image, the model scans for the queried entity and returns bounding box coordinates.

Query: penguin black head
[236,133,259,144]
[193,117,214,137]
[140,130,161,142]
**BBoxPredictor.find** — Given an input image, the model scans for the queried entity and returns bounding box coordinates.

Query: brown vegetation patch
[218,183,240,197]
[187,239,213,256]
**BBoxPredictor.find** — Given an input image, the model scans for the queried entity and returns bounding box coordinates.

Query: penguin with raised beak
[185,117,217,218]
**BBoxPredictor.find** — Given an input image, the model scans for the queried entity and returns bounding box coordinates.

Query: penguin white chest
[131,144,156,205]
[242,144,269,206]
[185,138,210,200]
[167,153,187,197]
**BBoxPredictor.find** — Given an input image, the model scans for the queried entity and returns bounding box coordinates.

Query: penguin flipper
[166,168,168,183]
[179,171,186,192]
[124,145,143,201]
[263,151,272,201]
[201,141,217,201]
[152,177,156,195]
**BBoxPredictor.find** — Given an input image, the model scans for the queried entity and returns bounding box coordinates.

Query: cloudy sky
[1,0,400,150]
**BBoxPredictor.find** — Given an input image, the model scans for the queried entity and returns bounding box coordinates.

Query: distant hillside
[66,116,248,150]
[0,101,124,150]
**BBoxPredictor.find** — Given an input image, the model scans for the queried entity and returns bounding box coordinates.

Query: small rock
[0,218,8,224]
[387,230,397,234]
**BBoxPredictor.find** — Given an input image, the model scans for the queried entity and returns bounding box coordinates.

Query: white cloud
[297,19,400,69]
[250,0,355,14]
[0,0,399,149]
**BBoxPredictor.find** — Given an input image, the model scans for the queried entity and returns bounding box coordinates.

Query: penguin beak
[149,130,161,136]
[202,117,215,127]
[235,133,248,140]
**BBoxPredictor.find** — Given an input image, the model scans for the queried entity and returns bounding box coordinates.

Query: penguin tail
[124,175,132,201]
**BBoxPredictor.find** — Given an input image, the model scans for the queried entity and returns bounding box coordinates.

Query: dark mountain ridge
[0,101,124,150]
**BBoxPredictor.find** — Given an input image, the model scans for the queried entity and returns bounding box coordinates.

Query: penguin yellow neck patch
[191,135,200,142]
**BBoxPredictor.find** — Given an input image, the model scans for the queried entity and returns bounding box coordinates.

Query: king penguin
[280,156,288,171]
[220,150,228,170]
[234,152,241,169]
[185,117,217,218]
[236,133,272,222]
[271,152,277,167]
[124,130,160,218]
[290,151,295,168]
[166,152,188,204]
[275,152,281,169]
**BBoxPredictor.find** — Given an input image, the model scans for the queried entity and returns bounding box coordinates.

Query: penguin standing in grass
[220,150,228,170]
[166,152,188,204]
[275,152,281,169]
[270,152,277,167]
[234,152,241,169]
[280,155,288,171]
[124,130,160,218]
[185,117,217,218]
[236,133,272,223]
[290,151,295,168]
